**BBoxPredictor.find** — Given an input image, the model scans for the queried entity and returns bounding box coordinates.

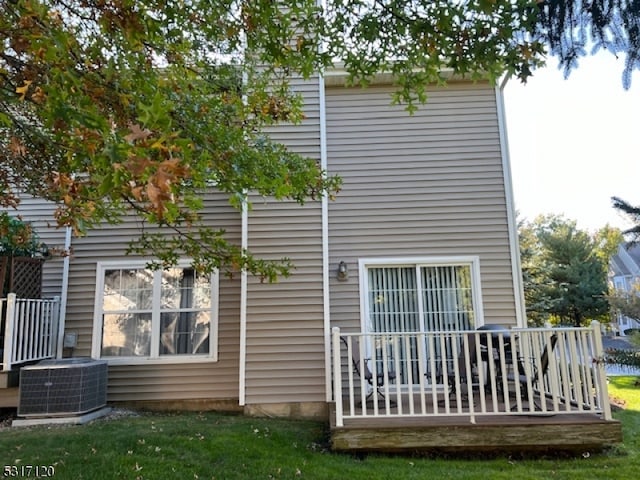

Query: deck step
[0,387,18,408]
[0,370,20,389]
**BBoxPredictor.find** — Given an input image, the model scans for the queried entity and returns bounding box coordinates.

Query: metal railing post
[3,293,16,372]
[591,320,612,420]
[50,296,61,358]
[332,327,344,427]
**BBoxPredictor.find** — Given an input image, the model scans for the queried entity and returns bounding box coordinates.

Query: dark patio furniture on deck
[341,336,396,405]
[448,324,513,399]
[477,324,515,388]
[508,333,559,410]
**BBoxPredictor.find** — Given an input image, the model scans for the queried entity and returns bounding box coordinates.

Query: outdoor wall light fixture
[337,261,348,281]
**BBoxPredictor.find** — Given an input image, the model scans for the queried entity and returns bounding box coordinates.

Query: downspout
[495,76,527,327]
[319,72,332,402]
[56,226,72,358]
[238,17,249,401]
[239,196,248,406]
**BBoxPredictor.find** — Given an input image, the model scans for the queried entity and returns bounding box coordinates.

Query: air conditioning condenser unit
[18,358,108,417]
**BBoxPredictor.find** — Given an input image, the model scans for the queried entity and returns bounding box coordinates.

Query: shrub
[0,213,47,257]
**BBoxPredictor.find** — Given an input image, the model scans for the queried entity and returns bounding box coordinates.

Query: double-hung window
[93,261,218,364]
[360,257,483,384]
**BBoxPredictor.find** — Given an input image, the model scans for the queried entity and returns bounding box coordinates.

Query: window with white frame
[361,257,483,383]
[93,261,218,363]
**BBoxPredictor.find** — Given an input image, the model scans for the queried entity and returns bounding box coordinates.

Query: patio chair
[508,333,558,410]
[341,336,396,404]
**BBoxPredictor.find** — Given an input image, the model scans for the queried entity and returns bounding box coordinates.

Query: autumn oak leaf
[16,80,32,100]
[124,124,153,144]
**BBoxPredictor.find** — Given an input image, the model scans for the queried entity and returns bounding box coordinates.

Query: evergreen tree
[519,216,550,326]
[612,197,640,242]
[536,0,640,88]
[520,215,610,326]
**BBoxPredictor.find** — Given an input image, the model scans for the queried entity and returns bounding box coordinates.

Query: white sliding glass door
[362,258,483,385]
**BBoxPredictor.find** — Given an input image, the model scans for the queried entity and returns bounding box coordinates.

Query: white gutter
[56,226,72,357]
[495,77,527,327]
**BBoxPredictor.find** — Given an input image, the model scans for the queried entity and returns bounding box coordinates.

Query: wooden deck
[331,326,622,453]
[330,397,623,453]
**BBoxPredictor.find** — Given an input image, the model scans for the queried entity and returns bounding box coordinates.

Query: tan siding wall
[5,196,67,298]
[326,82,518,331]
[244,76,325,404]
[245,200,324,404]
[9,78,521,411]
[65,192,242,402]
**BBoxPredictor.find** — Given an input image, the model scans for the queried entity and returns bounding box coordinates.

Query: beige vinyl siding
[5,196,67,298]
[245,200,324,404]
[326,82,518,330]
[64,191,242,402]
[244,76,325,405]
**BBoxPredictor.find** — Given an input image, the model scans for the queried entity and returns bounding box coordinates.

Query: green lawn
[1,377,638,480]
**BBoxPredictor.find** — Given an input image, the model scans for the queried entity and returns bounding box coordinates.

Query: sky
[503,52,640,234]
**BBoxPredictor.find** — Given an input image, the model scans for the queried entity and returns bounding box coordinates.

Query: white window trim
[92,260,219,365]
[358,256,485,333]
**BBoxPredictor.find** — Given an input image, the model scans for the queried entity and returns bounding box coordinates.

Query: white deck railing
[1,293,60,372]
[332,322,612,427]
